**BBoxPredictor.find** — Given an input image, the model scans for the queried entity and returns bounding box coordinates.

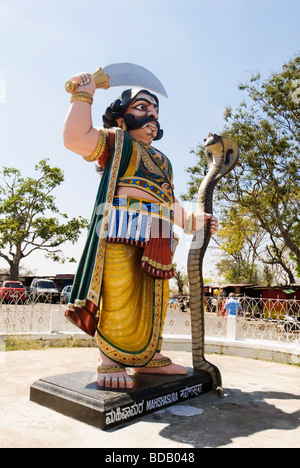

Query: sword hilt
[65,67,110,93]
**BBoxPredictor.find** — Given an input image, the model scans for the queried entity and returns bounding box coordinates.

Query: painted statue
[63,64,219,390]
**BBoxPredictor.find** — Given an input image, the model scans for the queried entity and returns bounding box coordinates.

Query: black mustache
[124,114,158,129]
[124,114,163,141]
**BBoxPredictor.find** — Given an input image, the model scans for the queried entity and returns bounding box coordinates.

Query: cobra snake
[187,133,239,398]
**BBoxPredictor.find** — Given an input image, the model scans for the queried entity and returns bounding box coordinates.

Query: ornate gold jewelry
[184,212,195,235]
[70,92,93,105]
[83,130,106,162]
[97,365,126,374]
[144,357,172,368]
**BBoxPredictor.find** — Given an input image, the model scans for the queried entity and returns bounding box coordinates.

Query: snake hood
[203,133,239,183]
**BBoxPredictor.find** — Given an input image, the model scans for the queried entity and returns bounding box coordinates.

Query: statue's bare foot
[134,353,187,375]
[97,353,133,389]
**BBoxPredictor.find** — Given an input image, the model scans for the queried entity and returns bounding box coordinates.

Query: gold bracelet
[70,92,93,105]
[184,212,194,235]
[83,129,107,162]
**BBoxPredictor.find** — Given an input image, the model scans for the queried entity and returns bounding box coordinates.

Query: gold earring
[121,121,127,132]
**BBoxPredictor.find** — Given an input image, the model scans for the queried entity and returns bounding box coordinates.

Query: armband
[83,130,107,162]
[70,92,93,105]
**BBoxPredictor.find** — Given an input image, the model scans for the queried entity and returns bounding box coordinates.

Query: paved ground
[0,347,299,448]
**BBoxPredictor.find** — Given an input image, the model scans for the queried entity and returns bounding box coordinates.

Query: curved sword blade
[103,63,168,98]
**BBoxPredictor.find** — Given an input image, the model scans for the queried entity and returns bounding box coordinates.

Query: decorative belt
[106,195,174,246]
[106,196,175,279]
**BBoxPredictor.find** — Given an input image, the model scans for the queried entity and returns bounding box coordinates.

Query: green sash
[65,129,133,336]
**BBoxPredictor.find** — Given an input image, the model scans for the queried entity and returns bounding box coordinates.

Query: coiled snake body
[187,133,239,398]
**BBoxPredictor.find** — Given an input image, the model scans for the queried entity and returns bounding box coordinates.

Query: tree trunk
[10,245,22,281]
[10,262,20,281]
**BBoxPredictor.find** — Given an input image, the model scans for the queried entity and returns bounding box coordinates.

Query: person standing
[224,293,242,317]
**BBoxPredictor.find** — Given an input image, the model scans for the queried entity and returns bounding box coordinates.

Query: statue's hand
[194,213,219,235]
[209,215,219,235]
[68,72,96,96]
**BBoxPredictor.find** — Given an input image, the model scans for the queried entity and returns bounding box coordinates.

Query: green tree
[0,159,89,280]
[215,205,266,284]
[172,263,189,294]
[183,56,300,284]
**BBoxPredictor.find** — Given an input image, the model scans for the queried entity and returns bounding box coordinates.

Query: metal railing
[0,293,78,335]
[166,296,300,345]
[209,296,300,345]
[0,295,299,346]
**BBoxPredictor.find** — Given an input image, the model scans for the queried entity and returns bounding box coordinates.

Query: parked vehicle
[0,281,27,303]
[283,315,300,333]
[30,279,60,303]
[61,285,73,303]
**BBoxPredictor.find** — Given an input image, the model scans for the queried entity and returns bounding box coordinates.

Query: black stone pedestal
[30,368,212,430]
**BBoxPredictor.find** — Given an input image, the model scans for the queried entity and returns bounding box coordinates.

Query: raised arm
[63,73,100,157]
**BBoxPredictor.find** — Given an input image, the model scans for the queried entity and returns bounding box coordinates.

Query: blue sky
[0,0,299,279]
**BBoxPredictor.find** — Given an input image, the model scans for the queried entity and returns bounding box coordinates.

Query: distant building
[222,284,300,300]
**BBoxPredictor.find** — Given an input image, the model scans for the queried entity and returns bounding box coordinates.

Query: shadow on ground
[107,387,300,448]
[152,388,300,448]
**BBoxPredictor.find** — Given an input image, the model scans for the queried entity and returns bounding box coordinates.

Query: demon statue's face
[103,89,163,143]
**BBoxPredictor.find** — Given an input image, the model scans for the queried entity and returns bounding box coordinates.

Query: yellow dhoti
[96,242,169,367]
